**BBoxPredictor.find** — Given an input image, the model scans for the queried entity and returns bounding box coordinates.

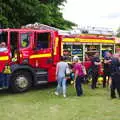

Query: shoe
[0,88,3,90]
[91,87,95,89]
[103,86,106,88]
[111,96,116,99]
[77,94,83,97]
[3,86,8,89]
[63,94,66,98]
[95,86,98,88]
[55,91,59,96]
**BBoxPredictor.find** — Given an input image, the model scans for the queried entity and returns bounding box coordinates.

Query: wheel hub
[16,76,28,88]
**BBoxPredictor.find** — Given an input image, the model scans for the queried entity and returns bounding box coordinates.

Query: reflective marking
[0,56,9,60]
[30,53,51,59]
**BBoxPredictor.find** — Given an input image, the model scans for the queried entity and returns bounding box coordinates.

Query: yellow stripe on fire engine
[30,53,51,59]
[63,38,115,44]
[54,37,59,55]
[0,56,9,61]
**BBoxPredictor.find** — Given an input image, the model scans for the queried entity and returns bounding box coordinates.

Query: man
[55,56,69,98]
[110,53,120,99]
[91,52,101,89]
[103,52,112,88]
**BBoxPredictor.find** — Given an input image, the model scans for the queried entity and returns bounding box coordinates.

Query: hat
[73,56,79,62]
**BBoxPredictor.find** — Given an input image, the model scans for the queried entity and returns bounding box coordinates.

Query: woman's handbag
[81,65,87,84]
[81,65,87,76]
[65,67,71,75]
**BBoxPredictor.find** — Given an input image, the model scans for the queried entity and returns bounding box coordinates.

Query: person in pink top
[73,56,85,96]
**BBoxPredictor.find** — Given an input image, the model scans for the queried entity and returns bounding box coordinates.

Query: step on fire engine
[0,28,62,92]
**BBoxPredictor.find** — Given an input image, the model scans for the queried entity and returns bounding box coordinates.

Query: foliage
[116,27,120,37]
[0,0,75,29]
[39,0,67,6]
[0,14,8,28]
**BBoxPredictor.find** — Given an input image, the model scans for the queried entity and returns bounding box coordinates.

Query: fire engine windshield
[0,31,8,52]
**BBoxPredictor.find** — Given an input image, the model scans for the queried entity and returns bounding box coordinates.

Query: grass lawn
[0,83,120,120]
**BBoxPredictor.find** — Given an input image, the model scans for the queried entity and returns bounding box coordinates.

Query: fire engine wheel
[11,71,32,93]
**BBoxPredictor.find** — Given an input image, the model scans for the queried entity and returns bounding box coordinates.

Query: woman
[55,56,69,98]
[73,56,86,96]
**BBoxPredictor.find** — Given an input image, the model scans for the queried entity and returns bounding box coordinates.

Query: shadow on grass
[33,82,57,90]
[0,89,13,98]
[31,81,71,91]
[0,82,108,98]
[0,82,58,97]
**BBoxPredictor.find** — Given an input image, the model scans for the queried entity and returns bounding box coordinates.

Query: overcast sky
[62,0,120,31]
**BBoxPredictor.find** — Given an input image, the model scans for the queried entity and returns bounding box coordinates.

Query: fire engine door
[29,31,53,68]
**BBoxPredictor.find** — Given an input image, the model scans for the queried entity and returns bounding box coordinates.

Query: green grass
[0,84,120,120]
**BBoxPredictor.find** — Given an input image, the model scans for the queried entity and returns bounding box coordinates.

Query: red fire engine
[0,28,61,92]
[0,26,117,92]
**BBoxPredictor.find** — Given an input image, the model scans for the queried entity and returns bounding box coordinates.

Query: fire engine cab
[0,28,61,92]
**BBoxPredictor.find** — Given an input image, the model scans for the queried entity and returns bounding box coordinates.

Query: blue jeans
[56,76,67,95]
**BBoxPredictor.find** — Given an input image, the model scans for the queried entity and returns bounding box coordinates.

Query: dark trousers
[75,76,83,96]
[103,72,110,88]
[91,72,99,89]
[0,73,9,88]
[111,73,120,98]
[111,87,120,98]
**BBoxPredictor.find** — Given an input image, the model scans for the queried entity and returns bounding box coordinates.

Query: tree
[0,0,76,29]
[39,0,67,6]
[116,27,120,37]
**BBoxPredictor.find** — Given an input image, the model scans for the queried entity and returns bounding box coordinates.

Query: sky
[62,0,120,31]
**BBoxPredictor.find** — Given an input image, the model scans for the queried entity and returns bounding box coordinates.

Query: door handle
[46,58,53,64]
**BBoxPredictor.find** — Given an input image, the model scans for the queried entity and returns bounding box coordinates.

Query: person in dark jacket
[91,52,101,89]
[110,53,120,99]
[103,52,112,88]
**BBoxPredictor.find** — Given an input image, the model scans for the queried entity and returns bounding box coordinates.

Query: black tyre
[11,71,32,93]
